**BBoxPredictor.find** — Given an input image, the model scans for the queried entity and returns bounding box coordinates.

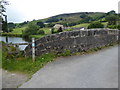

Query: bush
[9,28,13,32]
[88,21,104,29]
[37,29,45,35]
[61,49,71,56]
[36,21,45,28]
[51,28,54,34]
[23,22,39,38]
[107,25,120,30]
[117,25,120,30]
[107,25,117,29]
[46,23,55,27]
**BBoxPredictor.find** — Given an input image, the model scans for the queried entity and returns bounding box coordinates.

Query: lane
[20,46,118,88]
[1,69,28,88]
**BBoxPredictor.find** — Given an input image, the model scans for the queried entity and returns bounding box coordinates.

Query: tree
[46,23,54,27]
[106,10,116,15]
[0,0,9,14]
[8,22,16,29]
[51,28,54,34]
[2,18,7,32]
[105,15,117,25]
[19,21,29,27]
[117,25,120,30]
[46,18,59,23]
[37,29,45,35]
[23,23,39,38]
[36,21,45,28]
[80,14,87,18]
[88,21,104,29]
[0,0,9,32]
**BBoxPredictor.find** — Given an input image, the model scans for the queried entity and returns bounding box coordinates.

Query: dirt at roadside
[1,69,28,88]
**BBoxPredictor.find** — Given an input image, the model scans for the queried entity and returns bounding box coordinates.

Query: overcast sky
[4,0,120,23]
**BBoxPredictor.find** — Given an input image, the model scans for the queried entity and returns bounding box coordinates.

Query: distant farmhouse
[53,24,64,30]
[53,24,86,31]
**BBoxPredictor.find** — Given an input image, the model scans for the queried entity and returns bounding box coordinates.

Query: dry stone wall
[25,29,119,56]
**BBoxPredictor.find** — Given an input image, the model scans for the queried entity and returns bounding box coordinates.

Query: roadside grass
[2,48,56,76]
[2,42,118,77]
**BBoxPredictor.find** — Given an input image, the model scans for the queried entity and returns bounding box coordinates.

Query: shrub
[9,28,13,32]
[36,21,45,28]
[117,25,120,30]
[107,25,117,29]
[23,22,39,38]
[46,23,55,27]
[37,29,45,35]
[88,21,104,29]
[61,49,71,56]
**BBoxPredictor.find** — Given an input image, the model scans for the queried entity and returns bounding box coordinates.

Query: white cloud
[5,0,120,23]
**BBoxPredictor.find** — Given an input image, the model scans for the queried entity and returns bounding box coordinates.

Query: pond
[0,36,29,50]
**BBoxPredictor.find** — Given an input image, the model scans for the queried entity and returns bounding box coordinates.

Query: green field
[12,26,27,34]
[72,23,89,28]
[6,21,108,39]
[30,35,45,39]
[71,22,108,29]
[41,28,51,34]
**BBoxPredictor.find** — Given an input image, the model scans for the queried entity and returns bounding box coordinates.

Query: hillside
[42,12,106,25]
[4,10,119,40]
[11,12,106,29]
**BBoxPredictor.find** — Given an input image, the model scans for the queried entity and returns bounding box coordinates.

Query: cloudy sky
[4,0,120,23]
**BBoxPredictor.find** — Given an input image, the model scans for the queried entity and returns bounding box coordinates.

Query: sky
[3,0,120,23]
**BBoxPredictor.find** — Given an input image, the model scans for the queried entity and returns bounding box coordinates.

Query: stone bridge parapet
[25,29,120,56]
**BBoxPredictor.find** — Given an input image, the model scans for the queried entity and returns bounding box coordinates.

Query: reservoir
[0,36,29,50]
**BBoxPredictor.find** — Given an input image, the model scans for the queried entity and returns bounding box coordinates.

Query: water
[0,36,29,50]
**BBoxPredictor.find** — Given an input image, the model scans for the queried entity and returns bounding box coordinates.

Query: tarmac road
[20,46,118,88]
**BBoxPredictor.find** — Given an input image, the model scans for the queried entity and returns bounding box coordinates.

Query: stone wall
[25,29,119,56]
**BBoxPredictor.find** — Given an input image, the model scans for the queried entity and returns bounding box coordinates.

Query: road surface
[20,46,118,88]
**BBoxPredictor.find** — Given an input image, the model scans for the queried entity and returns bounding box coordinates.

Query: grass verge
[2,42,118,77]
[2,48,56,76]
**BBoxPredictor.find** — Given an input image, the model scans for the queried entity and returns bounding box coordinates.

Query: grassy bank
[2,44,56,76]
[1,33,22,37]
[2,41,118,77]
[2,53,56,76]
